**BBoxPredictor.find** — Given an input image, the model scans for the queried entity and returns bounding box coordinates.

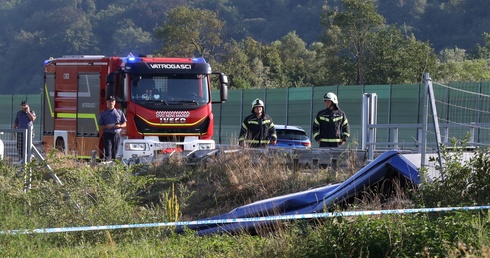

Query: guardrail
[365,122,489,153]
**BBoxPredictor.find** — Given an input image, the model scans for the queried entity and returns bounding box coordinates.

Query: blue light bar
[192,58,206,63]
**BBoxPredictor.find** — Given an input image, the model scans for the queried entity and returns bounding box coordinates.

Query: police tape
[2,205,489,235]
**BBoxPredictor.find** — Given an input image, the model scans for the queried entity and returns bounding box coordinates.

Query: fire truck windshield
[130,74,210,104]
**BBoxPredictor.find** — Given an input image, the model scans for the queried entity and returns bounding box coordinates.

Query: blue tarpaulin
[177,150,420,235]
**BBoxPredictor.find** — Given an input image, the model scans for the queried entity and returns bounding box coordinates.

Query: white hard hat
[323,92,338,105]
[251,98,264,112]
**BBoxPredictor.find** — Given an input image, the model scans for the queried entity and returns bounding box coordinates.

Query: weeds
[0,147,489,257]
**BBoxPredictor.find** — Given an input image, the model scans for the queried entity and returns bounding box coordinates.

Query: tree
[470,32,490,60]
[367,27,437,84]
[436,47,490,83]
[111,19,153,55]
[218,39,255,89]
[218,37,273,89]
[270,32,317,87]
[321,0,386,85]
[320,0,437,85]
[154,6,224,58]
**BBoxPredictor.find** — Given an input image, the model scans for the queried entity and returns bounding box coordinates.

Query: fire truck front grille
[134,116,210,136]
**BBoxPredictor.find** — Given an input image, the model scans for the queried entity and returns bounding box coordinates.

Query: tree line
[1,0,490,93]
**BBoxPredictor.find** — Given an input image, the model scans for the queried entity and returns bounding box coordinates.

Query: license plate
[153,142,175,149]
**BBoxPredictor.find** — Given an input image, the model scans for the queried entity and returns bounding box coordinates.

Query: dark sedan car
[271,125,311,149]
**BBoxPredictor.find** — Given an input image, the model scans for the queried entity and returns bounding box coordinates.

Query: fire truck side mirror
[106,73,116,98]
[219,73,228,85]
[219,73,228,102]
[220,84,228,102]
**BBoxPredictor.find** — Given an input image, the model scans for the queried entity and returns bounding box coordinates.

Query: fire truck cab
[43,55,227,162]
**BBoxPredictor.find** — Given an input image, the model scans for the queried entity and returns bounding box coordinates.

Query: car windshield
[276,129,308,140]
[130,74,209,104]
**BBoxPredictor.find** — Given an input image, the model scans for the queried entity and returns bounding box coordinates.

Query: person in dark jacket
[239,98,277,148]
[13,100,36,158]
[312,92,350,147]
[98,96,127,161]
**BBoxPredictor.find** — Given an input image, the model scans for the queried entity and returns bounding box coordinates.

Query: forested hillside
[1,0,490,93]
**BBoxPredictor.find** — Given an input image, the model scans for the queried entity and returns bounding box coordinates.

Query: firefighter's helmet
[251,98,265,112]
[323,92,338,105]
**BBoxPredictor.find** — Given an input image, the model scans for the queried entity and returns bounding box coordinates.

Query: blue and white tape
[2,205,489,235]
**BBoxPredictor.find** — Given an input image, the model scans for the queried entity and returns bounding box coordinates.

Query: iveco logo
[161,118,186,124]
[149,63,192,69]
[156,111,190,124]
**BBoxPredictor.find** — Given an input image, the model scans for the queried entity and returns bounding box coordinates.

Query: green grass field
[1,148,490,257]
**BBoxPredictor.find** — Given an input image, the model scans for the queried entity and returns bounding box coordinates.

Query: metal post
[393,128,399,150]
[90,150,97,167]
[285,87,289,125]
[362,93,377,161]
[218,102,223,144]
[309,87,314,143]
[27,127,33,161]
[426,73,443,172]
[422,75,429,168]
[469,122,475,144]
[444,127,449,145]
[369,93,378,157]
[331,158,337,172]
[362,94,368,151]
[22,129,28,164]
[417,128,423,153]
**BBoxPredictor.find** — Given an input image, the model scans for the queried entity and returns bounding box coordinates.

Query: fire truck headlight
[199,143,212,150]
[125,142,148,151]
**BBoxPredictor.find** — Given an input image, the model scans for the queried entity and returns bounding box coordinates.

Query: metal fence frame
[0,81,488,156]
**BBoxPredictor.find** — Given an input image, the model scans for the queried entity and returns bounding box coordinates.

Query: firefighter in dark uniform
[239,98,277,148]
[312,92,350,147]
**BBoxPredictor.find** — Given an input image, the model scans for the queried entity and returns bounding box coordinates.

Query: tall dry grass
[146,148,362,221]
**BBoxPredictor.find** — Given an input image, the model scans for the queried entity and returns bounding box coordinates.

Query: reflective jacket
[239,113,277,148]
[312,107,350,147]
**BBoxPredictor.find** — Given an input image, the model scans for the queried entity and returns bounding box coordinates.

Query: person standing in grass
[239,98,277,148]
[312,92,350,147]
[13,100,36,159]
[98,96,126,161]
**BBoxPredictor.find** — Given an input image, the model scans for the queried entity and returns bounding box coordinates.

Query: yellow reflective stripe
[313,132,320,138]
[44,84,54,118]
[342,119,349,126]
[247,120,273,125]
[332,116,343,122]
[319,138,343,143]
[343,132,350,137]
[242,123,248,130]
[314,118,320,125]
[45,84,100,131]
[319,117,330,122]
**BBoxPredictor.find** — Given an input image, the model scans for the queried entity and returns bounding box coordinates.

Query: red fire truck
[43,54,228,162]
